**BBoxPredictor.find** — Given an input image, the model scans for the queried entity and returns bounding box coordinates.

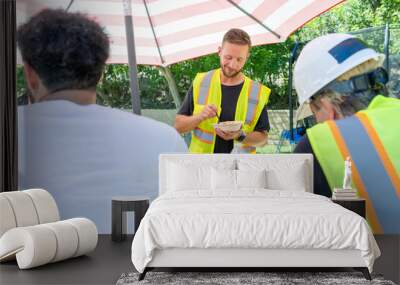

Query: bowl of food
[214,121,243,132]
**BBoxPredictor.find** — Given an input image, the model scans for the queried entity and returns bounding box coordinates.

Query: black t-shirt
[178,82,270,153]
[294,135,332,197]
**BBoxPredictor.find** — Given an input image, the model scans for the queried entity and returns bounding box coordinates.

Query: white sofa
[0,189,98,269]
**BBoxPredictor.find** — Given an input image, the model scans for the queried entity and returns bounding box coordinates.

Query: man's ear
[320,98,336,120]
[23,63,39,92]
[217,46,222,56]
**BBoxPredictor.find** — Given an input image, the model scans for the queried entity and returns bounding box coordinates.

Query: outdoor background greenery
[17,0,400,110]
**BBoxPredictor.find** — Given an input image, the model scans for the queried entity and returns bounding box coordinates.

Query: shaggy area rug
[116,271,396,285]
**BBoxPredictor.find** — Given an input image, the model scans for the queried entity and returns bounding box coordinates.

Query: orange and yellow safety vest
[189,68,271,154]
[307,95,400,234]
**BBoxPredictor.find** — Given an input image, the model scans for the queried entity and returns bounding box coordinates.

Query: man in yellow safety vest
[174,28,271,154]
[293,33,400,234]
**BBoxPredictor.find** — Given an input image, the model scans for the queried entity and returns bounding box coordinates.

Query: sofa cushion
[24,189,60,223]
[65,218,98,257]
[0,196,17,237]
[0,189,60,238]
[0,218,97,269]
[0,191,39,227]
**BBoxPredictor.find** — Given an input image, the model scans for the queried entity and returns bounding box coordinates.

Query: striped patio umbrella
[17,0,345,65]
[16,0,345,112]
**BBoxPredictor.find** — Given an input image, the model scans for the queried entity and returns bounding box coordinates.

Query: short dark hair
[222,28,251,47]
[17,9,110,92]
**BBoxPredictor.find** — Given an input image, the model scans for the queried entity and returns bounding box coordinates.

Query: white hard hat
[294,33,384,120]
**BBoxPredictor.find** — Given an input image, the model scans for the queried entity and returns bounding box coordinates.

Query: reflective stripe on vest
[193,127,214,144]
[197,70,215,105]
[245,81,262,125]
[356,112,400,198]
[335,115,400,233]
[325,120,383,234]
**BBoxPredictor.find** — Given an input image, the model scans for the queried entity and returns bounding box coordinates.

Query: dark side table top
[112,196,150,202]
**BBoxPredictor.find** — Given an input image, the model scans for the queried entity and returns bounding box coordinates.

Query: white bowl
[214,121,243,132]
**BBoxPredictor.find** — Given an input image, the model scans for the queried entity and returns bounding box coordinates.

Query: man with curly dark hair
[17,9,109,104]
[17,9,187,233]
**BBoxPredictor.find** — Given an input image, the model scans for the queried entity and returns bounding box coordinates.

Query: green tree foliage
[96,65,175,109]
[96,64,131,109]
[16,67,28,105]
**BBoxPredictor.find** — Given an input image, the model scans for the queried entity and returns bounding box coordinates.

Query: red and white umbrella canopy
[17,0,345,66]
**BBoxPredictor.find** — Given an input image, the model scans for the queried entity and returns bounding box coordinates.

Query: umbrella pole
[123,0,141,115]
[159,66,181,110]
[142,2,182,109]
[384,23,390,79]
[288,41,300,142]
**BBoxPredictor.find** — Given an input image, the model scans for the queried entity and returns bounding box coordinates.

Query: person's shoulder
[18,101,180,138]
[194,68,217,79]
[112,109,187,152]
[94,106,174,129]
[117,108,182,137]
[18,100,80,116]
[245,76,271,94]
[258,82,271,94]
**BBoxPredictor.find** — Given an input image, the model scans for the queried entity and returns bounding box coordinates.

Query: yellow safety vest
[189,68,271,154]
[307,95,400,234]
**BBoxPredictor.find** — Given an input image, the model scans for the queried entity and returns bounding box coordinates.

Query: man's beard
[221,65,241,78]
